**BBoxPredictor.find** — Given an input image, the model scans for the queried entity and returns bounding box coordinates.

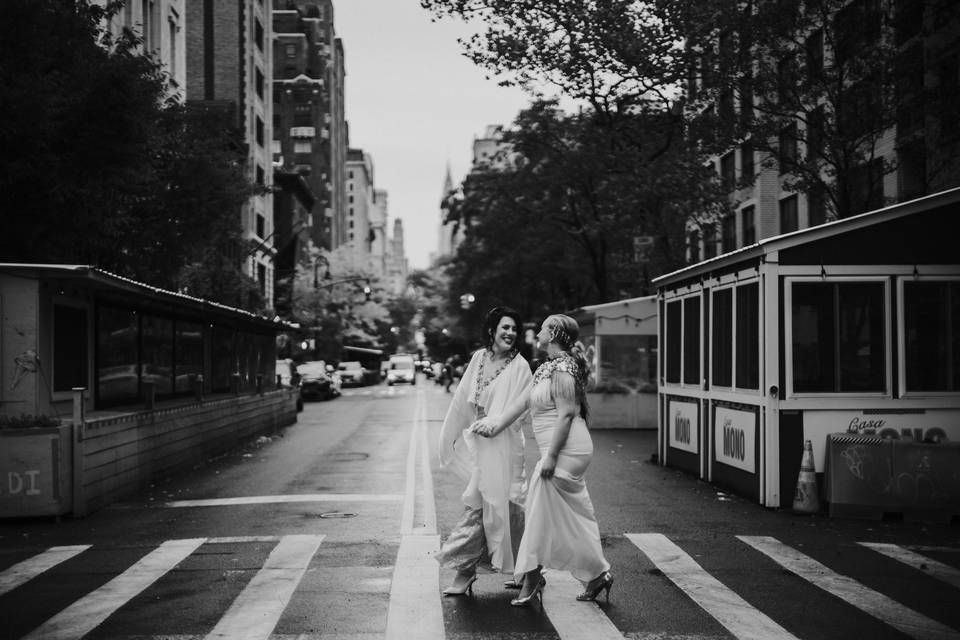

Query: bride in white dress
[472,313,613,606]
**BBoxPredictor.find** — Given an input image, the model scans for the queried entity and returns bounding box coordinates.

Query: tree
[444,101,725,316]
[0,0,261,306]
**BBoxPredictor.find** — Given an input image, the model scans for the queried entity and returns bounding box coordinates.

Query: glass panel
[666,301,681,383]
[735,283,760,389]
[904,282,954,391]
[97,306,139,405]
[837,283,885,392]
[598,335,657,392]
[142,315,174,396]
[175,321,204,393]
[712,289,733,387]
[211,327,234,391]
[683,297,701,385]
[53,305,88,392]
[792,283,836,392]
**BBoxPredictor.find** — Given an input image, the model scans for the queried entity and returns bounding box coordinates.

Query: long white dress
[513,355,610,583]
[437,348,532,574]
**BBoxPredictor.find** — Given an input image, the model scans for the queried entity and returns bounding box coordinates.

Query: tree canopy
[0,0,261,308]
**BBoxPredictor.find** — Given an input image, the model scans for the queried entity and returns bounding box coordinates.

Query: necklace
[473,349,516,418]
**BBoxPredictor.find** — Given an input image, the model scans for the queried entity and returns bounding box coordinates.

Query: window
[142,315,174,396]
[807,106,824,161]
[739,76,753,125]
[256,213,265,238]
[257,264,267,298]
[285,43,296,58]
[53,305,88,392]
[255,165,264,186]
[348,170,354,179]
[349,232,354,241]
[805,30,823,78]
[703,224,717,259]
[688,229,700,263]
[666,301,682,383]
[719,90,734,123]
[683,297,701,385]
[211,327,234,392]
[779,195,798,233]
[735,283,759,389]
[349,219,354,229]
[740,141,754,184]
[348,182,354,191]
[791,281,886,393]
[348,195,354,204]
[720,152,736,191]
[349,207,354,216]
[779,123,797,173]
[777,56,796,106]
[741,206,756,245]
[255,67,264,100]
[294,141,311,154]
[712,289,733,386]
[722,214,736,252]
[174,321,203,393]
[255,116,264,147]
[254,18,264,52]
[807,186,826,226]
[835,0,881,65]
[97,306,139,405]
[903,281,960,392]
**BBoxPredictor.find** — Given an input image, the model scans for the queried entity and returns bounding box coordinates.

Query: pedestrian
[442,357,455,392]
[436,306,532,596]
[471,313,613,606]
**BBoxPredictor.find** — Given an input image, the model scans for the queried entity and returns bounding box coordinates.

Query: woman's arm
[539,373,578,478]
[472,379,532,436]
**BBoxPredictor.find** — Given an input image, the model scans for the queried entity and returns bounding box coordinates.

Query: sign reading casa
[668,399,699,454]
[714,406,756,473]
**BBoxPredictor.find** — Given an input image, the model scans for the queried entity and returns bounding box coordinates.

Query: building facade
[345,148,374,264]
[184,0,275,306]
[101,0,186,98]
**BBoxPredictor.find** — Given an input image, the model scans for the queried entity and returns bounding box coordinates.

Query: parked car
[297,360,339,400]
[386,354,417,386]
[337,361,366,387]
[275,359,303,411]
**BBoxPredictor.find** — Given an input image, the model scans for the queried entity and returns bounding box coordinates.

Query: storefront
[654,188,960,509]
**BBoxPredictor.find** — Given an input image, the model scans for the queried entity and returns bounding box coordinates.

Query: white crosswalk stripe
[0,545,90,597]
[542,571,626,640]
[739,535,960,640]
[626,533,799,640]
[859,541,960,589]
[22,538,206,640]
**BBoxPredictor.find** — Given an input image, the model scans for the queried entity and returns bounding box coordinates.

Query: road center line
[0,545,90,597]
[385,534,443,640]
[627,533,799,640]
[739,535,959,640]
[23,538,205,640]
[162,494,403,508]
[204,534,325,640]
[859,542,960,590]
[417,389,437,534]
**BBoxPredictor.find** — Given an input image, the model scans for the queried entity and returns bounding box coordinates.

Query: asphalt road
[1,375,958,639]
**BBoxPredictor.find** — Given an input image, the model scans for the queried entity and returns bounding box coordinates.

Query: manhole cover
[325,452,369,462]
[319,511,357,518]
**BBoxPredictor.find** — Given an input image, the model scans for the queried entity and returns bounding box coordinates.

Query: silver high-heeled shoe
[576,571,613,602]
[442,573,478,597]
[510,575,546,607]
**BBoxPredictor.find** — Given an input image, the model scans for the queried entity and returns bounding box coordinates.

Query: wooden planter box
[0,424,73,517]
[587,391,657,429]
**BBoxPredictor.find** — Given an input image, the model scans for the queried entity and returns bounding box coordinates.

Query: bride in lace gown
[472,313,612,606]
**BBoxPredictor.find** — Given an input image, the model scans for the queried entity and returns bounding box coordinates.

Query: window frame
[784,275,892,398]
[896,275,960,398]
[663,291,704,390]
[709,278,761,392]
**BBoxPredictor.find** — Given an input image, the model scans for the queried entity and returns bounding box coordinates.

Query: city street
[1,375,958,639]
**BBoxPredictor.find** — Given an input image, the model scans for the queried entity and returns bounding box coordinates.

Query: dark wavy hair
[483,306,523,354]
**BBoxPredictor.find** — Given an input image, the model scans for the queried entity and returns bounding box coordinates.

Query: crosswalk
[2,533,957,639]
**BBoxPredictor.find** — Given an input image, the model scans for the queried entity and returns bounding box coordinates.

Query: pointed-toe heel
[510,576,545,607]
[576,572,613,602]
[442,574,477,597]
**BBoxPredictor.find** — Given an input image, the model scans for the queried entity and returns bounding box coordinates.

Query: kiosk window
[666,301,681,383]
[142,315,174,396]
[683,297,701,385]
[792,281,885,392]
[712,289,733,386]
[175,321,203,393]
[53,305,88,392]
[97,306,139,405]
[904,281,959,391]
[735,282,760,389]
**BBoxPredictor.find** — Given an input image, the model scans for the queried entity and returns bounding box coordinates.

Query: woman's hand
[469,417,498,437]
[540,453,557,478]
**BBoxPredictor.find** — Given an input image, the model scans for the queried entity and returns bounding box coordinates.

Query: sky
[332,0,534,271]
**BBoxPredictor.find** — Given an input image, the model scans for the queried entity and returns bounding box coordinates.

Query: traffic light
[363,284,372,301]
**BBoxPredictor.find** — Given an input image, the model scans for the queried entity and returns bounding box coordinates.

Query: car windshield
[391,360,414,370]
[297,362,327,376]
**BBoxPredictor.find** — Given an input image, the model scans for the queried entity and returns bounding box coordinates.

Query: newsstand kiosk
[654,188,960,520]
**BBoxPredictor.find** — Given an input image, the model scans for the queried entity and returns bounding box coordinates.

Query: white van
[386,354,417,386]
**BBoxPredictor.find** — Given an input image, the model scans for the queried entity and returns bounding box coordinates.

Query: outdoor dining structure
[653,187,960,520]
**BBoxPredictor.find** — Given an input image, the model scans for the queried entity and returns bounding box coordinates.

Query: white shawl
[438,348,532,572]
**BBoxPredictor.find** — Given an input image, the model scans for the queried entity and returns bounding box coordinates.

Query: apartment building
[345,148,374,264]
[369,188,389,278]
[101,0,186,97]
[688,0,960,261]
[184,0,275,306]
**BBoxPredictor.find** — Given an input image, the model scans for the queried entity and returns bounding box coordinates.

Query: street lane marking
[162,493,403,507]
[542,571,626,640]
[417,389,437,533]
[23,538,205,640]
[739,535,960,640]
[204,534,325,640]
[385,534,443,640]
[0,545,90,596]
[859,542,960,589]
[627,533,799,640]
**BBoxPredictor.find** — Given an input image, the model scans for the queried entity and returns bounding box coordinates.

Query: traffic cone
[792,440,820,514]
